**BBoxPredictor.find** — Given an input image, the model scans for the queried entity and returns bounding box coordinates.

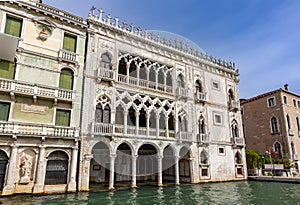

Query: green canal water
[0,181,300,205]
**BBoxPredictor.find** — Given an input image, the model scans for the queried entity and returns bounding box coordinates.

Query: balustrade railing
[197,133,209,144]
[196,92,206,102]
[98,68,115,81]
[229,100,240,110]
[179,131,193,141]
[0,78,74,101]
[233,137,245,146]
[176,87,189,98]
[94,122,113,134]
[117,74,173,94]
[0,121,79,138]
[58,49,78,63]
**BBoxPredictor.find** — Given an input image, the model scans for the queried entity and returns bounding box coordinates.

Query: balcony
[93,122,177,140]
[289,129,294,136]
[58,49,78,64]
[0,121,79,138]
[228,100,240,111]
[233,137,245,146]
[197,133,209,145]
[0,78,74,102]
[98,68,115,82]
[195,92,206,103]
[178,131,193,142]
[176,87,189,98]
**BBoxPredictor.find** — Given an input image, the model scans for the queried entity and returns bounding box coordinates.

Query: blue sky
[44,0,300,99]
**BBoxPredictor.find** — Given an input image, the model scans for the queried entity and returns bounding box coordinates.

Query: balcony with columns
[0,121,79,138]
[197,133,209,145]
[0,78,75,102]
[232,137,245,147]
[176,87,190,98]
[98,67,115,82]
[228,100,240,111]
[117,74,173,94]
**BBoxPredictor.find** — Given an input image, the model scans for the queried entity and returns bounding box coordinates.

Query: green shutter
[0,60,15,79]
[0,102,10,121]
[55,110,70,126]
[63,34,76,52]
[5,16,22,37]
[59,69,73,90]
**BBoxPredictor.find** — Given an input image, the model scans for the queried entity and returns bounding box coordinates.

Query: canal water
[0,181,299,205]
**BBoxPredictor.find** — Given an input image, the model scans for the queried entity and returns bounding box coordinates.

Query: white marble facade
[78,8,247,191]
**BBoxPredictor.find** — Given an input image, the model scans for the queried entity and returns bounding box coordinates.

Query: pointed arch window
[139,108,146,127]
[271,116,279,134]
[296,117,300,131]
[129,61,137,77]
[235,152,242,164]
[177,74,185,88]
[200,150,208,164]
[286,114,291,129]
[168,113,175,130]
[195,80,202,93]
[274,142,282,159]
[101,53,111,70]
[228,88,234,101]
[199,117,205,134]
[179,115,187,132]
[115,105,124,125]
[95,104,111,123]
[118,57,127,75]
[59,68,74,90]
[231,120,239,138]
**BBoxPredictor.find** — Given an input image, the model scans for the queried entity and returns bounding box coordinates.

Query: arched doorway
[179,147,191,183]
[162,145,175,183]
[115,143,132,187]
[90,142,110,187]
[0,150,8,190]
[45,151,69,185]
[137,144,158,185]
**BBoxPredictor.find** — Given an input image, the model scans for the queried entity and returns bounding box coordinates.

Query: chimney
[284,84,289,91]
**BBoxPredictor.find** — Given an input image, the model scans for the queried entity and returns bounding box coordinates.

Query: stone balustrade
[197,133,209,144]
[93,122,178,140]
[178,131,193,142]
[98,68,115,81]
[58,49,78,63]
[176,87,190,98]
[196,92,206,102]
[229,100,240,111]
[233,137,245,146]
[0,78,74,101]
[0,121,79,138]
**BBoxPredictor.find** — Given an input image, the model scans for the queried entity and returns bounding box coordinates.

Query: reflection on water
[1,181,300,205]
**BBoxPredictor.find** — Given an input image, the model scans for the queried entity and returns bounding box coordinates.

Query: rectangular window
[298,101,300,108]
[212,81,219,90]
[63,34,77,52]
[267,97,275,107]
[0,102,10,121]
[201,168,208,177]
[293,99,297,107]
[0,59,15,79]
[213,113,222,125]
[283,96,287,104]
[218,147,225,155]
[55,109,71,126]
[5,16,22,37]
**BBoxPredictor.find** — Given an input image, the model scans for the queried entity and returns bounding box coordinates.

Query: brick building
[241,84,300,170]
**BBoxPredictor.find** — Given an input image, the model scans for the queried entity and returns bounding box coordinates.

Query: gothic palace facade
[0,1,246,195]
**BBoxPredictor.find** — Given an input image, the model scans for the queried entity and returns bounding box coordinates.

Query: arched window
[177,74,185,88]
[45,151,69,185]
[200,150,208,164]
[101,53,111,70]
[139,108,146,127]
[0,150,8,190]
[271,116,279,134]
[129,61,137,77]
[228,88,234,101]
[115,105,124,125]
[168,113,174,130]
[235,152,242,164]
[195,80,202,93]
[231,121,239,138]
[286,114,291,129]
[166,71,173,87]
[128,106,136,126]
[274,142,282,159]
[118,57,127,75]
[59,68,73,90]
[179,115,187,132]
[199,117,205,134]
[139,63,147,80]
[296,117,300,131]
[95,104,111,123]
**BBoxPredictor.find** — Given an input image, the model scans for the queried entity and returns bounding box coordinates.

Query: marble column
[109,155,116,190]
[68,142,79,192]
[157,156,163,186]
[131,155,137,188]
[124,111,128,134]
[33,144,46,193]
[2,143,18,195]
[156,114,160,137]
[165,117,169,138]
[146,113,150,137]
[175,156,180,185]
[79,154,93,191]
[135,111,139,135]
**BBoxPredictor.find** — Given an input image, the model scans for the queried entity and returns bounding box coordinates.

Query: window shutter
[63,34,76,52]
[0,60,15,79]
[55,110,70,126]
[5,17,22,37]
[0,103,10,121]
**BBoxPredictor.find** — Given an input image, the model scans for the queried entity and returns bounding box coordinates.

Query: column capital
[84,154,93,161]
